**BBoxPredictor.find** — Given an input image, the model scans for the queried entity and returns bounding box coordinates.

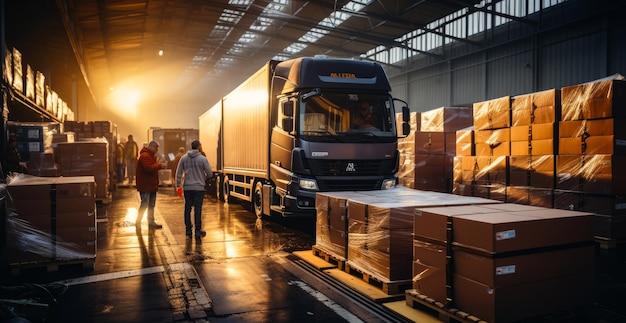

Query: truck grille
[309,159,393,176]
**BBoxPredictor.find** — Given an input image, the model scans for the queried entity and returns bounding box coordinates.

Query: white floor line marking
[289,280,364,323]
[56,266,165,286]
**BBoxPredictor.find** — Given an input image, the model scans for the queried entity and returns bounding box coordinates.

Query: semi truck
[199,56,410,218]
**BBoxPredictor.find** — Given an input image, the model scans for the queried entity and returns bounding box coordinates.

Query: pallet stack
[449,76,626,244]
[55,138,110,200]
[5,175,97,272]
[398,107,473,193]
[314,187,499,286]
[410,203,595,322]
[555,78,626,244]
[507,89,560,207]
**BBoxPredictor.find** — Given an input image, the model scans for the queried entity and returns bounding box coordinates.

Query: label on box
[495,229,516,240]
[28,129,40,139]
[496,265,516,275]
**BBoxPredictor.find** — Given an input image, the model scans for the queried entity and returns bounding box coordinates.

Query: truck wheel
[223,176,231,203]
[215,175,224,201]
[253,181,264,219]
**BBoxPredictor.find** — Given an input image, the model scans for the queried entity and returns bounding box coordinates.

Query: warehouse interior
[2,0,626,322]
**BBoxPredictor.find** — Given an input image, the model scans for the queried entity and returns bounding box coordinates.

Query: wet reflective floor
[2,184,626,323]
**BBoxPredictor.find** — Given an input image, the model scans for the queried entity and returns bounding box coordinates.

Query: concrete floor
[1,183,626,323]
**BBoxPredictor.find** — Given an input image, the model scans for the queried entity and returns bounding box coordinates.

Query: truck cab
[265,57,410,217]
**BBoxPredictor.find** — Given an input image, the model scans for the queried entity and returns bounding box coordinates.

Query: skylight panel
[219,9,244,24]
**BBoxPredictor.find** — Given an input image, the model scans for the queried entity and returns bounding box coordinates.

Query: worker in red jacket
[135,140,164,229]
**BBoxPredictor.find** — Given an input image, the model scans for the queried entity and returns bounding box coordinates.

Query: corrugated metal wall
[388,0,626,113]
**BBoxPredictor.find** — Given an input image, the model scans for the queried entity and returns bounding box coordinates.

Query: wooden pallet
[311,245,347,271]
[344,262,413,295]
[405,289,486,323]
[9,257,95,276]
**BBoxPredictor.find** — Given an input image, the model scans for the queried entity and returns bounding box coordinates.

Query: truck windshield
[299,92,396,142]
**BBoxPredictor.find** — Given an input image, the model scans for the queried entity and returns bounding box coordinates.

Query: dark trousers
[184,190,205,235]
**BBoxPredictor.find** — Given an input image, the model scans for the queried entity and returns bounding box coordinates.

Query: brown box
[554,189,626,217]
[561,78,626,121]
[509,155,555,188]
[511,89,560,126]
[454,271,595,323]
[474,128,510,156]
[420,107,473,133]
[556,154,626,194]
[415,132,445,155]
[414,203,538,244]
[473,96,511,131]
[505,186,554,208]
[472,156,509,186]
[453,244,594,286]
[348,228,413,281]
[57,210,96,228]
[452,207,594,253]
[455,128,474,156]
[412,240,447,303]
[559,119,626,155]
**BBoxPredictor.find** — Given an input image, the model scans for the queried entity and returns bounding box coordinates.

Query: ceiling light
[158,50,164,56]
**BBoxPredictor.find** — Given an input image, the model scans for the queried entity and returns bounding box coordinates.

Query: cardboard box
[511,89,560,126]
[453,244,594,286]
[554,189,626,217]
[415,132,445,155]
[474,128,510,156]
[414,203,539,244]
[455,128,474,156]
[454,272,595,323]
[509,155,555,188]
[412,240,447,303]
[473,96,511,131]
[561,78,626,121]
[420,107,473,133]
[556,154,626,194]
[505,186,554,208]
[452,208,594,253]
[559,119,626,155]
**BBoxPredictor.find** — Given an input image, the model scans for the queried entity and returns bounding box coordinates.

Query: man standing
[115,140,126,184]
[125,134,139,183]
[175,140,212,238]
[136,140,164,229]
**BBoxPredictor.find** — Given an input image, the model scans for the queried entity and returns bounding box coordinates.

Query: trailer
[199,56,410,218]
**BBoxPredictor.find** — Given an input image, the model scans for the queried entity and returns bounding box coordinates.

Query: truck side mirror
[283,101,294,117]
[401,106,410,136]
[402,122,410,136]
[402,106,410,122]
[282,117,294,133]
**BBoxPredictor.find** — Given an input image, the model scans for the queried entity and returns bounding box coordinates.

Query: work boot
[149,223,163,229]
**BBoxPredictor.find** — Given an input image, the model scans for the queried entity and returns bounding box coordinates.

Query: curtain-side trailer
[199,56,410,218]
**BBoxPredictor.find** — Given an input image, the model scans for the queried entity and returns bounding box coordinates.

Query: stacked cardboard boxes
[507,89,560,207]
[411,203,595,322]
[55,138,110,199]
[399,107,473,192]
[453,97,511,201]
[556,78,626,240]
[397,112,420,189]
[315,187,499,283]
[6,175,96,265]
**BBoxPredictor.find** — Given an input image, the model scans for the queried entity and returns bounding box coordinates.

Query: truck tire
[223,176,231,203]
[253,181,264,218]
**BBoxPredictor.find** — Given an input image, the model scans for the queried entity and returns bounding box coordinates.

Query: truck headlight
[299,178,319,190]
[381,179,396,190]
